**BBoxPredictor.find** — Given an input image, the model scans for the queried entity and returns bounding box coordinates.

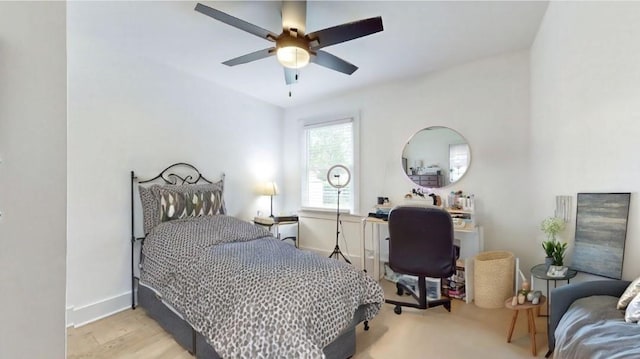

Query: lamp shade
[259,181,278,196]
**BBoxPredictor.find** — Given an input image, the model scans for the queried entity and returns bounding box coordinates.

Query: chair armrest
[548,280,630,352]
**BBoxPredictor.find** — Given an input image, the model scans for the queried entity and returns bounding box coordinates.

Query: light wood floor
[68,281,548,358]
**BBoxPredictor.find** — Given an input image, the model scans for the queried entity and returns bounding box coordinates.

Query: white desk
[360,217,386,283]
[360,216,483,304]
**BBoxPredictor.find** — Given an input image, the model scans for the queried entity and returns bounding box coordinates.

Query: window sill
[299,207,351,214]
[297,208,363,223]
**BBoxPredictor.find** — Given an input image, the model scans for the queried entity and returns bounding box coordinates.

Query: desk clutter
[384,264,444,300]
[369,190,476,226]
[368,204,392,221]
[384,258,467,302]
[362,192,481,304]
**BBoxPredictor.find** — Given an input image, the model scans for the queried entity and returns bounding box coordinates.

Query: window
[449,143,469,183]
[301,116,358,213]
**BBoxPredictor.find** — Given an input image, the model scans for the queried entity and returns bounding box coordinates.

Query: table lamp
[259,181,278,217]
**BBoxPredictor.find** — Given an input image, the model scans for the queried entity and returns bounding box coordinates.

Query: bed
[129,163,384,358]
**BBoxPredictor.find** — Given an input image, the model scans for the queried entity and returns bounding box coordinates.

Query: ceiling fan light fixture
[276,46,310,69]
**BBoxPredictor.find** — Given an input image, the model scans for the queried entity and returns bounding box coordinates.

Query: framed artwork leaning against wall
[571,192,631,279]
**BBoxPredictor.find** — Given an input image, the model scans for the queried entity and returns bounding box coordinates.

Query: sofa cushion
[625,292,640,323]
[617,276,640,310]
[555,295,640,358]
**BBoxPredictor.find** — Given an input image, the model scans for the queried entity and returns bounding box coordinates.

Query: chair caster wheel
[396,283,404,296]
[363,321,369,331]
[394,306,402,315]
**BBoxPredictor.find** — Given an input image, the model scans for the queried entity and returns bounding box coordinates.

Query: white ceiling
[69,1,549,108]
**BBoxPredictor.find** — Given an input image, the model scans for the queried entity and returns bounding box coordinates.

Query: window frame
[299,113,360,214]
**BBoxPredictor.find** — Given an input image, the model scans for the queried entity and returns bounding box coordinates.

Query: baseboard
[66,291,131,328]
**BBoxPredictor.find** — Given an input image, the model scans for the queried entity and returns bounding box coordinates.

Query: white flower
[541,217,565,239]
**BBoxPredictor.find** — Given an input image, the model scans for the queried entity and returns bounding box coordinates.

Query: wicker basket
[474,251,515,309]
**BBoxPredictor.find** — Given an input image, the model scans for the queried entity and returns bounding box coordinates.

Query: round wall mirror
[401,126,471,188]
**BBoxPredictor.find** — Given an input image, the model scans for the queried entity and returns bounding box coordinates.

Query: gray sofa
[549,280,635,358]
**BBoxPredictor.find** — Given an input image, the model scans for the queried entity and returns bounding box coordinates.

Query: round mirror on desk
[401,126,471,188]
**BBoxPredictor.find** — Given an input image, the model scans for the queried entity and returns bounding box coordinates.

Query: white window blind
[302,118,357,212]
[449,143,469,183]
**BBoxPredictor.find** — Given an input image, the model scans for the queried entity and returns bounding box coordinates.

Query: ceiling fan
[194,1,383,85]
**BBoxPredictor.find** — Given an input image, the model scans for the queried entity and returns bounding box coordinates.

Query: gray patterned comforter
[140,215,384,359]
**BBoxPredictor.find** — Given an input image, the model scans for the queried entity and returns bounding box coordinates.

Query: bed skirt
[137,284,364,358]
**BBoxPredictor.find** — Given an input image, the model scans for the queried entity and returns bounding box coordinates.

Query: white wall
[530,1,640,281]
[66,2,283,326]
[282,51,531,267]
[0,2,67,358]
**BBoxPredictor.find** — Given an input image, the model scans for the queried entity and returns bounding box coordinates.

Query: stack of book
[253,216,275,225]
[442,261,466,300]
[254,215,298,226]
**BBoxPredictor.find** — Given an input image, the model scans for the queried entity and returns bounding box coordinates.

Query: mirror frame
[401,126,471,188]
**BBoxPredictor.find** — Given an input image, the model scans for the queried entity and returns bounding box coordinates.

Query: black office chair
[385,206,457,315]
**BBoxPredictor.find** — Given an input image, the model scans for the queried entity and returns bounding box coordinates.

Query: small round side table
[530,264,577,357]
[504,295,546,356]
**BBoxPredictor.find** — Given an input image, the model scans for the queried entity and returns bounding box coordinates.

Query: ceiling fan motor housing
[275,30,312,69]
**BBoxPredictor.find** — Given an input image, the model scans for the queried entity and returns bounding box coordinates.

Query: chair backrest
[388,205,456,278]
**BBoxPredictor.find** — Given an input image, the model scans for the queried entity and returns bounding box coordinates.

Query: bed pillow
[139,185,160,235]
[618,276,640,310]
[625,292,640,323]
[139,180,225,234]
[158,189,223,222]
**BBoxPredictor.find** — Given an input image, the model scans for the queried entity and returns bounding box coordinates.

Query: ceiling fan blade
[281,1,307,34]
[195,3,277,42]
[311,50,358,75]
[284,68,298,85]
[306,16,383,50]
[222,47,276,66]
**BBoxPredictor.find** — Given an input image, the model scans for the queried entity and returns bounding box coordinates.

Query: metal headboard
[130,162,225,309]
